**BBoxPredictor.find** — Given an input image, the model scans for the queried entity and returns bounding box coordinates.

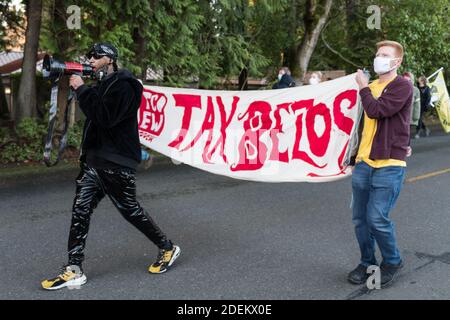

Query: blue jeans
[351,161,405,266]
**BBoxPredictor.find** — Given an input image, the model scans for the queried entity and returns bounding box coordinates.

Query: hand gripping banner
[138,73,361,183]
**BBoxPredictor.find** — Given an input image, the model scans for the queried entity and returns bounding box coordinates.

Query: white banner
[138,73,360,182]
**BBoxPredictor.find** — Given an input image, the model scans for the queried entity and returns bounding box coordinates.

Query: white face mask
[278,74,283,81]
[309,77,319,85]
[373,56,398,75]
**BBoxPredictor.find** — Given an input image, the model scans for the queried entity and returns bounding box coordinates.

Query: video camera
[43,54,96,80]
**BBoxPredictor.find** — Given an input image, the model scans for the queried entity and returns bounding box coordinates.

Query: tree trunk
[296,0,333,83]
[283,0,301,78]
[286,45,300,77]
[0,75,10,120]
[133,27,148,80]
[69,92,76,127]
[16,0,43,122]
[345,0,357,25]
[57,76,70,129]
[50,0,72,131]
[238,67,248,90]
[345,0,358,46]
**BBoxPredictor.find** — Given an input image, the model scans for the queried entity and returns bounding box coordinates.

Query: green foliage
[384,0,450,83]
[0,117,46,163]
[1,143,22,163]
[0,0,24,50]
[0,117,83,164]
[36,0,449,87]
[16,117,47,141]
[309,0,450,86]
[67,120,84,148]
[0,126,9,144]
[38,0,286,87]
[2,0,444,88]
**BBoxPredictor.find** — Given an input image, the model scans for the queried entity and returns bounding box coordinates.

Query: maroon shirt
[351,75,413,164]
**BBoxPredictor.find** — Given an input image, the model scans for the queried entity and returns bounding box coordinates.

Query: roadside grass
[0,151,170,182]
[0,159,79,180]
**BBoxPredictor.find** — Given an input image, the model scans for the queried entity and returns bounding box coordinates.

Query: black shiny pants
[68,163,170,266]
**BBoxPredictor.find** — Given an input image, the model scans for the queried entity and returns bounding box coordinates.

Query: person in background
[417,75,432,138]
[272,67,296,89]
[403,72,421,156]
[308,71,322,85]
[141,147,154,170]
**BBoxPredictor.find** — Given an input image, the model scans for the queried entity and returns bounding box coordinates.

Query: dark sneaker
[41,265,87,290]
[347,264,370,285]
[148,245,181,274]
[380,261,403,288]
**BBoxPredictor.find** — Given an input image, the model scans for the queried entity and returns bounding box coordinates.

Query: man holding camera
[42,43,180,290]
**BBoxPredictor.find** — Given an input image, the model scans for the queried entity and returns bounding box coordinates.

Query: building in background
[0,51,45,116]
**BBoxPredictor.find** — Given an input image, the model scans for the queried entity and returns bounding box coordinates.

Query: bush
[16,117,47,141]
[0,117,83,164]
[0,127,9,144]
[0,117,46,164]
[67,120,84,148]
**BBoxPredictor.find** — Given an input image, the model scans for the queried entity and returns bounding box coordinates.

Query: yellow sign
[428,69,450,133]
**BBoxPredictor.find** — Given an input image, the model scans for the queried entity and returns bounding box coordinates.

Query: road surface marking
[406,168,450,183]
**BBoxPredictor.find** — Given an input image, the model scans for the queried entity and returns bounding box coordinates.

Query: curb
[0,155,177,182]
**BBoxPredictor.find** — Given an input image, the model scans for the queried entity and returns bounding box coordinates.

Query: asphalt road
[1,129,449,300]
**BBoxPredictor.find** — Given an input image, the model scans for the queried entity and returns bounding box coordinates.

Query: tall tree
[250,0,334,82]
[0,79,8,121]
[195,0,282,88]
[16,0,43,122]
[42,0,88,127]
[309,0,450,88]
[296,0,333,81]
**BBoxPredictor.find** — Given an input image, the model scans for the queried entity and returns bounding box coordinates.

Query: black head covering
[86,43,119,61]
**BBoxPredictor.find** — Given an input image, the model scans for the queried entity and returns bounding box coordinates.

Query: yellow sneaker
[149,245,181,274]
[41,265,87,290]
